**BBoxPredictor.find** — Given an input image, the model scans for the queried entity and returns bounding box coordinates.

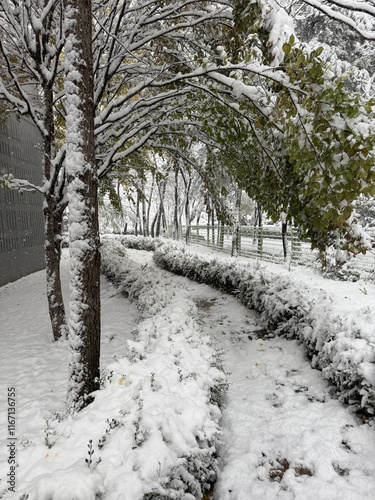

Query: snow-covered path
[197,295,375,500]
[0,246,374,499]
[126,249,375,500]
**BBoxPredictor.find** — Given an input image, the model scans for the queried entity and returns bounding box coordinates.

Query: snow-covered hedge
[152,241,375,421]
[104,233,162,252]
[16,239,225,500]
[101,239,227,498]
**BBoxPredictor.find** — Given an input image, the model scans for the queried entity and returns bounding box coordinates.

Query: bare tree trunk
[43,86,67,341]
[160,182,168,236]
[231,188,242,257]
[146,174,155,237]
[257,206,263,256]
[180,169,192,245]
[179,211,183,235]
[155,178,167,237]
[161,204,167,235]
[44,203,67,340]
[150,212,158,238]
[65,0,101,411]
[155,208,162,237]
[207,203,211,243]
[219,220,224,249]
[253,202,260,244]
[184,178,192,245]
[135,190,140,236]
[141,181,147,237]
[173,164,179,240]
[211,208,215,244]
[281,218,289,262]
[117,180,126,233]
[253,202,263,255]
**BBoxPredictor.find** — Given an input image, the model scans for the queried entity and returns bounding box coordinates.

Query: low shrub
[152,241,375,421]
[100,238,226,498]
[16,238,226,500]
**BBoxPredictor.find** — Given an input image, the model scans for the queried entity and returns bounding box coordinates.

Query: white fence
[170,225,375,273]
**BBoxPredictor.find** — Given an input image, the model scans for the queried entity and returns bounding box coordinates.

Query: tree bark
[156,178,167,237]
[231,188,242,257]
[180,169,192,245]
[184,178,192,245]
[150,212,158,238]
[155,206,162,237]
[173,164,179,240]
[146,174,154,237]
[44,201,67,340]
[219,220,224,249]
[253,202,263,254]
[135,190,141,236]
[43,86,67,341]
[141,181,147,237]
[281,219,289,262]
[64,0,101,411]
[211,208,215,244]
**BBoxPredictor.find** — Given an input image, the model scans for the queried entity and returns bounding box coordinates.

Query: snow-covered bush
[153,242,375,421]
[104,233,162,252]
[322,264,361,282]
[15,239,225,500]
[100,239,226,497]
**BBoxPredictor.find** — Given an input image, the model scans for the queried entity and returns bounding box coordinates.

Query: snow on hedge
[150,240,375,421]
[104,233,162,252]
[16,238,225,500]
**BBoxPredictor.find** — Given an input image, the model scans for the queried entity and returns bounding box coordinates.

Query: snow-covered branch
[302,0,375,39]
[0,173,44,194]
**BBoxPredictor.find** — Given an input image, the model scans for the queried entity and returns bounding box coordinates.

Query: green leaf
[282,43,291,55]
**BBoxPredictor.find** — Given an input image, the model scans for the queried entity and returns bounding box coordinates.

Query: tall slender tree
[63,0,101,409]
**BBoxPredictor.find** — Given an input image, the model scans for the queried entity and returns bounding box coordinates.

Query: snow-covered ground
[0,250,139,499]
[186,242,375,316]
[0,244,374,499]
[188,281,375,500]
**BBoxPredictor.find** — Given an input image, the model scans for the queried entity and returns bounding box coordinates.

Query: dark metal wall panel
[0,115,45,287]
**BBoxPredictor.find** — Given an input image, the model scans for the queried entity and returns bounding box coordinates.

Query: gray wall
[0,115,45,287]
